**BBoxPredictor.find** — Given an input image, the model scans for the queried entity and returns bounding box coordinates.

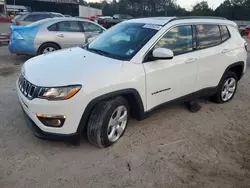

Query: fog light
[36,113,66,127]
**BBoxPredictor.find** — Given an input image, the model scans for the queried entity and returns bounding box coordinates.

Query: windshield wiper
[87,48,111,56]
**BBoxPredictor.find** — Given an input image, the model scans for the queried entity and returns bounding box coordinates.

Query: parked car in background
[64,14,72,17]
[243,24,250,36]
[97,16,113,25]
[76,16,92,21]
[9,17,105,55]
[11,12,64,26]
[100,14,133,29]
[0,14,11,42]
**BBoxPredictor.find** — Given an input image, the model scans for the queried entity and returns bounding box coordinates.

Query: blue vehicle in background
[9,17,105,55]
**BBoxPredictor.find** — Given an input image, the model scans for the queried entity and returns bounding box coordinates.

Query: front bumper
[22,107,80,142]
[17,81,85,141]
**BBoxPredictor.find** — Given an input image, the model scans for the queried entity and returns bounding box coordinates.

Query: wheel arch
[37,42,61,54]
[223,61,245,81]
[77,89,145,134]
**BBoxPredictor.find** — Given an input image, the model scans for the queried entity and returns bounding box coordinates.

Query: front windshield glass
[86,23,160,60]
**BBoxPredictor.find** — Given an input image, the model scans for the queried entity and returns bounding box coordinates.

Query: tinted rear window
[48,23,57,31]
[220,25,230,41]
[196,25,221,49]
[58,21,81,32]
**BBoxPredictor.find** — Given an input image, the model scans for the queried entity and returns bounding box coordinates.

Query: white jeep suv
[17,17,247,147]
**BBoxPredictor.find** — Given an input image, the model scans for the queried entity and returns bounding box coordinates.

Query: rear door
[80,21,104,42]
[55,21,86,48]
[194,24,231,91]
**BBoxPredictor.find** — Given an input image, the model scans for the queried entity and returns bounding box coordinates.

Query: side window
[220,25,230,41]
[24,14,50,22]
[81,22,102,33]
[58,21,81,32]
[196,25,221,49]
[48,23,57,31]
[154,25,193,55]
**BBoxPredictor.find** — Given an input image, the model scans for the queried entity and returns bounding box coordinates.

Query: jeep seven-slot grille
[18,75,39,100]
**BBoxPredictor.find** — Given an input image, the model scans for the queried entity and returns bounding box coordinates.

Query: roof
[126,16,236,26]
[127,17,176,25]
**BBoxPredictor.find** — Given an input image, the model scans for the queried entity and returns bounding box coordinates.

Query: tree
[85,0,250,20]
[191,1,213,16]
[215,0,233,19]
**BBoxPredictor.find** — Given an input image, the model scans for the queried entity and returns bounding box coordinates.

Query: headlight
[38,85,81,100]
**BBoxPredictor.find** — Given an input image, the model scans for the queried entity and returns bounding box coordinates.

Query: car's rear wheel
[38,43,60,55]
[87,97,130,148]
[211,71,238,103]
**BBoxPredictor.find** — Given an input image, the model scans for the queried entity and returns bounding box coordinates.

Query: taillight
[103,20,107,25]
[15,21,21,26]
[244,42,248,52]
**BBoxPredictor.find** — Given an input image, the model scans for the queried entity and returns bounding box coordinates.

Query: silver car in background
[9,18,106,55]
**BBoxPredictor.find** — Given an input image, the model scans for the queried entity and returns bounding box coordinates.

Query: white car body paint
[18,17,247,136]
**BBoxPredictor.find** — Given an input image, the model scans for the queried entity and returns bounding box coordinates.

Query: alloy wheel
[221,77,236,101]
[43,47,56,54]
[107,105,128,142]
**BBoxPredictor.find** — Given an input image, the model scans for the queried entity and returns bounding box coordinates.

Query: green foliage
[86,0,250,20]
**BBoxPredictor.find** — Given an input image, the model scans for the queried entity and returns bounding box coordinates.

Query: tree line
[85,0,250,20]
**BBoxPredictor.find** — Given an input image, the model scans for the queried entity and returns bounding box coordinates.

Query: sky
[85,0,225,10]
[177,0,224,10]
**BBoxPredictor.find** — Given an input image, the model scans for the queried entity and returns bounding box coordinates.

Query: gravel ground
[1,44,250,188]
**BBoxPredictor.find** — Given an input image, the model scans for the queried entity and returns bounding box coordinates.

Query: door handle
[57,34,64,38]
[222,49,230,53]
[185,58,197,64]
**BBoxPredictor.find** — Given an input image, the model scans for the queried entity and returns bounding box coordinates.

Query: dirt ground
[1,44,250,188]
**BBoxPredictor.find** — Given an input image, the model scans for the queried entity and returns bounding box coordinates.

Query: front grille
[18,75,39,100]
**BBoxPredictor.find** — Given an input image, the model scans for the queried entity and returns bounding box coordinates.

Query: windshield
[86,23,159,60]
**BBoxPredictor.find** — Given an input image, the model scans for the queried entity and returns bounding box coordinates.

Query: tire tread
[87,97,128,148]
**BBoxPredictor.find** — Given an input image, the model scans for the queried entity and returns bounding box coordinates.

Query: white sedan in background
[9,18,106,55]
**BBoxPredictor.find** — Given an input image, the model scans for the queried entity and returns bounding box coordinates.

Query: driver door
[143,25,199,111]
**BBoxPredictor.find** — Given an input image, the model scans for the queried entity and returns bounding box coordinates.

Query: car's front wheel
[87,97,130,148]
[211,71,238,103]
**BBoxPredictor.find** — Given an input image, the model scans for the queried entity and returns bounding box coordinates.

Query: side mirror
[152,48,174,60]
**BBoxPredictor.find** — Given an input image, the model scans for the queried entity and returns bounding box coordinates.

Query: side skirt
[145,87,217,117]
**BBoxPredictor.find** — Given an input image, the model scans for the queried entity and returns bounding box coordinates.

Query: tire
[87,97,130,148]
[211,71,238,103]
[38,43,60,55]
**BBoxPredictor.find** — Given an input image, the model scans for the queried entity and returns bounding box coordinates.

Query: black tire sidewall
[101,98,130,147]
[217,71,238,103]
[38,43,59,55]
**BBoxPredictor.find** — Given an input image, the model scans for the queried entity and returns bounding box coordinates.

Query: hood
[22,47,123,87]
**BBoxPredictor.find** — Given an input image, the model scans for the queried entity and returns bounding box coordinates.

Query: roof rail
[173,16,227,21]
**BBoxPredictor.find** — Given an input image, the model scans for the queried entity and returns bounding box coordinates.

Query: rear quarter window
[48,23,57,31]
[220,25,230,41]
[196,25,221,49]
